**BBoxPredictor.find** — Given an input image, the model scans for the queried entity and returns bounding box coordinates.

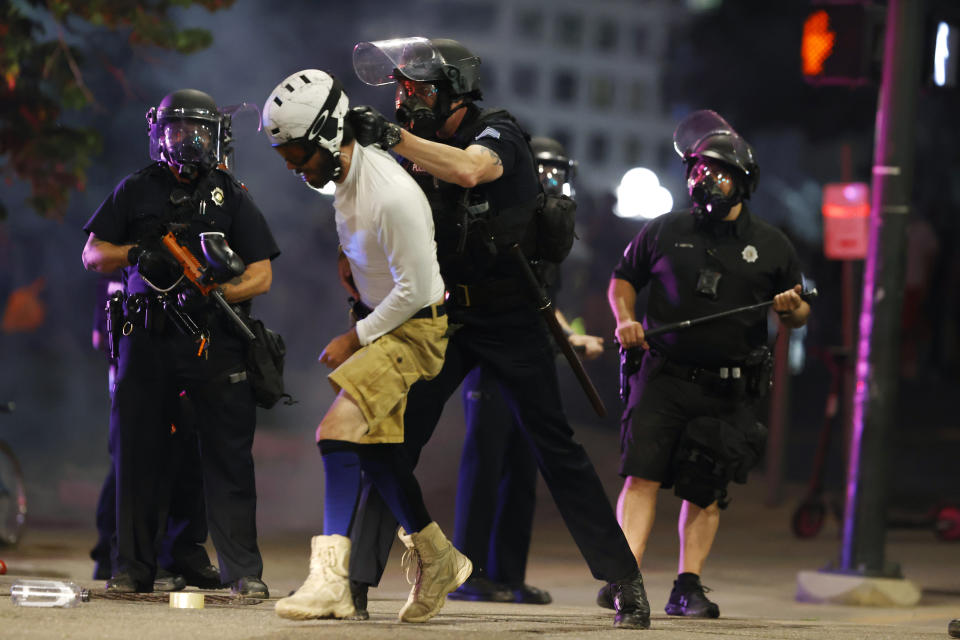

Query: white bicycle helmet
[262,69,350,180]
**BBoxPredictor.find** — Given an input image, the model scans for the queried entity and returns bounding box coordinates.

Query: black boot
[349,580,370,620]
[610,570,651,629]
[105,571,152,594]
[153,568,186,592]
[665,573,719,618]
[230,576,269,599]
[178,563,222,589]
[509,583,552,605]
[596,581,615,609]
[447,571,514,602]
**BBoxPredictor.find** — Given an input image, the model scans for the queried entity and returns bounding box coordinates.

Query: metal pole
[840,0,924,576]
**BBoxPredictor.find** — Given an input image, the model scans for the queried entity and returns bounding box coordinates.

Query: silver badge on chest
[741,245,758,263]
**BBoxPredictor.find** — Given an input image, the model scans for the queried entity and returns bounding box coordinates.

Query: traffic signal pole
[797,0,925,604]
[840,0,924,577]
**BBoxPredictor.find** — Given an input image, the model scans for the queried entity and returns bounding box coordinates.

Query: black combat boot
[610,570,651,629]
[665,572,720,618]
[596,581,615,609]
[447,570,514,603]
[153,568,187,592]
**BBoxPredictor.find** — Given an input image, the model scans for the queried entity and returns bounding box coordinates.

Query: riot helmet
[353,36,482,138]
[530,136,576,198]
[262,69,350,189]
[673,110,758,222]
[146,89,223,179]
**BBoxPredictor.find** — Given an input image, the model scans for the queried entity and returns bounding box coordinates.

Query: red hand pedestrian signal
[800,2,880,87]
[802,10,836,77]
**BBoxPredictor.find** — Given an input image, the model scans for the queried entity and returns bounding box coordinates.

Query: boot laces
[304,546,336,587]
[401,548,423,592]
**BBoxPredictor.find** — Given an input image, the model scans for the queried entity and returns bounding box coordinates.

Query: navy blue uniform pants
[110,322,261,587]
[91,404,211,578]
[455,365,538,585]
[349,307,636,585]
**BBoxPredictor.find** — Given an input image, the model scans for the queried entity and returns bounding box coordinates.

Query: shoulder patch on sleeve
[475,126,501,141]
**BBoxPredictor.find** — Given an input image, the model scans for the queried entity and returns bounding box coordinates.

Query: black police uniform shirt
[612,204,803,368]
[404,107,539,285]
[84,163,279,297]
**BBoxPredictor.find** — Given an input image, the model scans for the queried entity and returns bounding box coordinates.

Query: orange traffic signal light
[802,10,837,76]
[802,2,882,86]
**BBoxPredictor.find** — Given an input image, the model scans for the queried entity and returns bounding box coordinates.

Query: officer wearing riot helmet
[349,37,650,629]
[604,110,810,618]
[81,88,279,596]
[449,136,601,605]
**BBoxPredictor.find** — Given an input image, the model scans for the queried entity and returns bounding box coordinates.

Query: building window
[632,25,649,56]
[553,70,578,103]
[511,65,539,98]
[556,13,583,49]
[589,75,615,110]
[588,133,608,165]
[516,9,543,41]
[595,18,619,52]
[628,80,648,113]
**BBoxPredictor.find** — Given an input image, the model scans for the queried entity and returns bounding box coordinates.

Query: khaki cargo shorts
[323,311,448,444]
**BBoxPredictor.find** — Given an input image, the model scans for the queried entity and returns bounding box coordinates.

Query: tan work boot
[275,534,356,620]
[397,522,473,623]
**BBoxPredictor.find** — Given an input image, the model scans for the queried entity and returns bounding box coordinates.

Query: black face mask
[688,160,742,222]
[396,96,440,139]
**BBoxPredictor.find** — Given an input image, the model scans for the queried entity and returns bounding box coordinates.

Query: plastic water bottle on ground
[10,579,90,607]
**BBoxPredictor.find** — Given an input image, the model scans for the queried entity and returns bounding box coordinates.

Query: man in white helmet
[262,69,467,623]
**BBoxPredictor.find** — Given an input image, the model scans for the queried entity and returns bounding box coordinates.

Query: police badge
[210,186,225,207]
[741,245,758,263]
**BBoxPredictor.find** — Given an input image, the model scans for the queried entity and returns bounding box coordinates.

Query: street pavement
[1,418,958,639]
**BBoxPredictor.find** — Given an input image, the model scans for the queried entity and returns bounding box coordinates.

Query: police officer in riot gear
[605,110,810,618]
[81,88,279,596]
[449,136,600,605]
[349,37,650,629]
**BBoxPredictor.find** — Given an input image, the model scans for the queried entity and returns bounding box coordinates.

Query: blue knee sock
[320,448,361,536]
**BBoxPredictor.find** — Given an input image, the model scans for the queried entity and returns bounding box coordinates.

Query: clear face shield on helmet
[218,102,261,171]
[673,109,757,221]
[354,37,450,87]
[354,36,479,137]
[147,106,223,173]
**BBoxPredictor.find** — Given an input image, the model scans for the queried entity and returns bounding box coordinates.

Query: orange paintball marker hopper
[161,231,255,340]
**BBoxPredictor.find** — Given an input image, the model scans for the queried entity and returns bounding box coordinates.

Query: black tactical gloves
[130,246,183,290]
[350,106,402,150]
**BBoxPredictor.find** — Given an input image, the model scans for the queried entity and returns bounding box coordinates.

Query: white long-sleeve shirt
[334,142,445,346]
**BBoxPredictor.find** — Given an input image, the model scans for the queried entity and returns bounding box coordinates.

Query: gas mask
[161,119,218,177]
[395,79,442,139]
[687,159,743,222]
